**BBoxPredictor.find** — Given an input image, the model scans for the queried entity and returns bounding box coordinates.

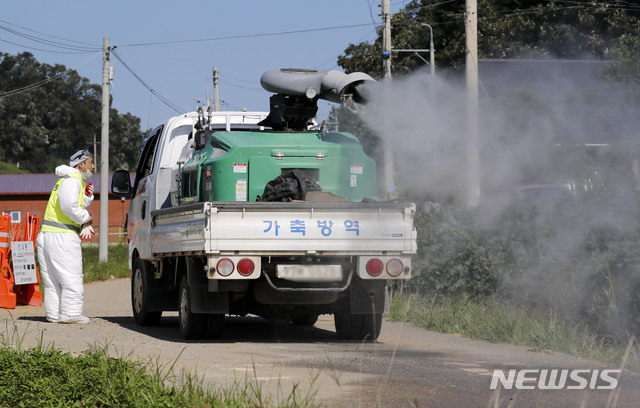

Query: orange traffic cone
[0,214,16,309]
[14,213,42,306]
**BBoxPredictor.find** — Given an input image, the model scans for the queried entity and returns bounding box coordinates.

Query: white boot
[60,315,90,324]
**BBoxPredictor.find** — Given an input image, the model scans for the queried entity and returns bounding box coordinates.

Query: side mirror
[111,170,133,198]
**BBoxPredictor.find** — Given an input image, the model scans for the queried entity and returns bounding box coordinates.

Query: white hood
[53,164,92,226]
[55,165,81,178]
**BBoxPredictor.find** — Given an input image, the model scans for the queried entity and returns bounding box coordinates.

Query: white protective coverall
[36,165,93,322]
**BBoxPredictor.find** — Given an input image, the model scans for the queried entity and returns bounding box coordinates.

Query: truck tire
[334,311,382,341]
[292,312,319,326]
[179,275,206,339]
[204,314,225,339]
[131,258,162,326]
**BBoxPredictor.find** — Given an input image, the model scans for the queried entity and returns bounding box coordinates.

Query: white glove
[79,224,95,242]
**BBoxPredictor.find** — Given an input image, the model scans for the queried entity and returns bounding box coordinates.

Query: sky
[1,0,406,131]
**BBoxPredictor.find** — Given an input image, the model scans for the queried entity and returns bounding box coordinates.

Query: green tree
[0,52,142,173]
[338,1,640,77]
[335,1,640,199]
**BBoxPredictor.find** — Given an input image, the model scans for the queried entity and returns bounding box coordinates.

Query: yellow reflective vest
[41,173,86,234]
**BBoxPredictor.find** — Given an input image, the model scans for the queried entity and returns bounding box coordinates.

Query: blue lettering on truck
[260,219,362,238]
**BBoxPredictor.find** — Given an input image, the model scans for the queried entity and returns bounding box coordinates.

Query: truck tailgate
[151,201,416,255]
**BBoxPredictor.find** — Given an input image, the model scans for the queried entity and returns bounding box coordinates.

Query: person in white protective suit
[36,149,96,324]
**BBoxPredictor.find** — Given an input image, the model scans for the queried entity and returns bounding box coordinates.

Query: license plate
[276,265,343,282]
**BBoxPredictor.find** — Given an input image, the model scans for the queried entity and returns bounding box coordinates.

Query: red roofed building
[0,173,131,244]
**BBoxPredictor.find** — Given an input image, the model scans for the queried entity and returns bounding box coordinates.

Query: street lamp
[421,23,435,76]
[392,24,435,76]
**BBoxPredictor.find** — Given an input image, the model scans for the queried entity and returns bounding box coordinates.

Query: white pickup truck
[111,69,416,340]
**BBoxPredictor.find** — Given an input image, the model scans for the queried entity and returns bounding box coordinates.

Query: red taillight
[237,258,255,276]
[365,258,384,277]
[386,258,404,277]
[216,258,234,277]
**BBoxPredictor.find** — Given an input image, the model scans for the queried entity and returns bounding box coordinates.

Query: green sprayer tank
[180,68,380,204]
[179,129,379,203]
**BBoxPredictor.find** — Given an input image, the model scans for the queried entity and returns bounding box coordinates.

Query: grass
[21,246,638,404]
[82,244,131,282]
[387,293,640,372]
[0,336,318,408]
[0,318,318,408]
[0,161,28,174]
[3,245,319,408]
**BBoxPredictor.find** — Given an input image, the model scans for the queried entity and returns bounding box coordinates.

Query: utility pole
[465,0,480,207]
[423,23,435,76]
[99,37,111,262]
[205,79,210,109]
[382,0,392,80]
[213,66,220,112]
[381,0,397,200]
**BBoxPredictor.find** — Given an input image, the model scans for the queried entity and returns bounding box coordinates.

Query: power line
[0,53,100,99]
[0,68,74,98]
[421,4,614,27]
[0,37,98,55]
[115,23,372,48]
[0,18,98,48]
[110,49,185,114]
[367,0,381,28]
[544,0,640,10]
[218,79,262,92]
[0,24,100,52]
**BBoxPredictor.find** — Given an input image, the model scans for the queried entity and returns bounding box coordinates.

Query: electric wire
[402,0,458,12]
[0,18,98,48]
[367,0,381,28]
[0,67,75,99]
[417,3,620,27]
[543,0,640,10]
[0,24,100,52]
[115,23,373,48]
[4,1,637,117]
[110,49,185,114]
[218,79,262,92]
[216,71,255,84]
[0,53,100,99]
[0,37,97,55]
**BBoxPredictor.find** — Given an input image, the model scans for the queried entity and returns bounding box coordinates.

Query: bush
[402,179,640,339]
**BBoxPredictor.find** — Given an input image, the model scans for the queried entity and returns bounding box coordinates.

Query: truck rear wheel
[179,276,206,339]
[132,259,162,326]
[204,314,225,339]
[292,312,319,326]
[334,311,382,341]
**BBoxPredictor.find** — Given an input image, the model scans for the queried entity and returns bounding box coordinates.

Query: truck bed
[151,201,416,256]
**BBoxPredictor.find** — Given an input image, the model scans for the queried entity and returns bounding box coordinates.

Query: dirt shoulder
[3,279,640,408]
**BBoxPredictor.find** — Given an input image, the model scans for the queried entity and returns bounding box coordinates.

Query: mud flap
[349,278,386,315]
[186,257,229,314]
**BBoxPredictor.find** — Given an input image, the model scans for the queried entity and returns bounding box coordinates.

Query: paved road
[2,278,639,407]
